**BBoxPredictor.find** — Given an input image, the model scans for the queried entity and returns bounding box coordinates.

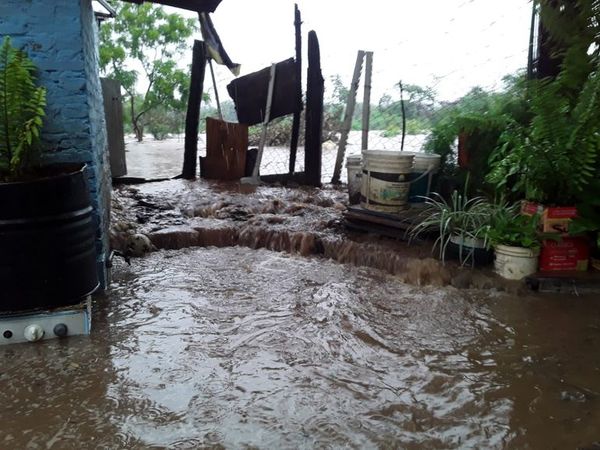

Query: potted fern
[0,37,99,313]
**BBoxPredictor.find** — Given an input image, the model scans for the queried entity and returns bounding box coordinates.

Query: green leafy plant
[424,75,529,194]
[0,36,46,181]
[487,70,600,205]
[484,203,541,250]
[408,188,493,264]
[487,1,600,205]
[570,180,600,250]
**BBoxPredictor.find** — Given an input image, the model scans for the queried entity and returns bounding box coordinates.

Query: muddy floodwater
[1,247,600,449]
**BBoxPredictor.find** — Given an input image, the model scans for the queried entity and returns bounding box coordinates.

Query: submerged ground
[1,248,599,448]
[1,141,599,448]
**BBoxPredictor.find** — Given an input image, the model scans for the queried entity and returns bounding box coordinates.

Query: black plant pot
[0,164,99,313]
[446,235,494,267]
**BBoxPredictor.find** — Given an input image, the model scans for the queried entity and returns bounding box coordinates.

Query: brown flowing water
[1,247,600,449]
[3,139,600,448]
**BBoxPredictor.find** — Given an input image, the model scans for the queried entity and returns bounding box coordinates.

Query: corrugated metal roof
[121,0,222,13]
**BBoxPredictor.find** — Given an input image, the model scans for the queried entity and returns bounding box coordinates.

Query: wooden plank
[101,78,127,178]
[344,220,409,240]
[289,3,303,174]
[226,58,299,126]
[331,50,364,184]
[344,213,416,231]
[261,172,307,185]
[304,30,324,187]
[181,40,207,179]
[200,117,248,180]
[526,271,600,294]
[361,52,373,151]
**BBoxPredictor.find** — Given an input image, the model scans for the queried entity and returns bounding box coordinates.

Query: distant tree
[99,3,197,141]
[376,83,436,121]
[366,83,436,135]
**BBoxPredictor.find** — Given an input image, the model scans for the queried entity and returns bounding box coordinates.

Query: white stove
[0,297,92,345]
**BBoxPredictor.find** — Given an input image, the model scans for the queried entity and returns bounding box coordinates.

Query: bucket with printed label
[360,150,415,214]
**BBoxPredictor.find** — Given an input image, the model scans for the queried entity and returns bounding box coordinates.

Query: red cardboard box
[539,236,590,272]
[542,206,578,233]
[520,202,578,234]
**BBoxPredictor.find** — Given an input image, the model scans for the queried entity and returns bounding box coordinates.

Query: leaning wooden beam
[253,63,277,178]
[331,50,364,184]
[181,40,207,179]
[289,3,303,174]
[304,30,324,187]
[242,63,277,185]
[208,58,223,120]
[361,51,373,151]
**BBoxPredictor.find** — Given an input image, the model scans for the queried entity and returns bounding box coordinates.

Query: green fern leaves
[487,64,600,205]
[0,36,46,180]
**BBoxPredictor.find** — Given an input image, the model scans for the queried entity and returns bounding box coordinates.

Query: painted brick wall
[0,0,111,288]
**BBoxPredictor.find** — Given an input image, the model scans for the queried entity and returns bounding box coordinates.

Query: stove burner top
[0,297,91,345]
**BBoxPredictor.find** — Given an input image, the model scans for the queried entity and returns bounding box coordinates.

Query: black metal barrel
[0,164,99,312]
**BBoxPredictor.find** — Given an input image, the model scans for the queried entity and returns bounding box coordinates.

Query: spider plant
[408,189,493,265]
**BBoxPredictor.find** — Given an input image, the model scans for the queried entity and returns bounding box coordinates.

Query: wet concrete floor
[2,247,600,449]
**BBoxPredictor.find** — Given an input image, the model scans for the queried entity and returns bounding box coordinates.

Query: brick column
[0,0,112,288]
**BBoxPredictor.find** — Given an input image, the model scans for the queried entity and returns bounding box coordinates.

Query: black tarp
[226,58,301,126]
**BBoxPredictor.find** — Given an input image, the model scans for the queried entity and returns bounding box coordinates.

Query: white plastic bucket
[346,155,362,205]
[412,153,441,173]
[360,150,415,213]
[494,245,540,280]
[409,153,441,202]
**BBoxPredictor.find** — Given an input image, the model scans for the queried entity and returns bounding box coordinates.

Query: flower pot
[494,244,540,280]
[0,164,99,312]
[447,234,494,266]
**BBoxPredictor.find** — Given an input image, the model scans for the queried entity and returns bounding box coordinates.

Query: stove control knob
[53,323,68,337]
[24,325,44,342]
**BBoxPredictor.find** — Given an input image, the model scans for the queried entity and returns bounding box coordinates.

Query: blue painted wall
[0,0,111,288]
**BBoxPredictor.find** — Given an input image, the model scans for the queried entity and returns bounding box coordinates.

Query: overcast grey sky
[199,0,533,102]
[111,0,532,103]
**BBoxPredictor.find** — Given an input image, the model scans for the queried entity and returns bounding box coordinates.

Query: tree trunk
[134,121,143,142]
[130,96,144,142]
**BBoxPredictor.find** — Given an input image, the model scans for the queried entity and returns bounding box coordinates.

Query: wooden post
[399,81,406,151]
[304,30,324,187]
[181,40,207,179]
[288,3,303,174]
[534,0,569,79]
[527,0,537,80]
[361,51,373,151]
[331,50,364,184]
[101,78,127,178]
